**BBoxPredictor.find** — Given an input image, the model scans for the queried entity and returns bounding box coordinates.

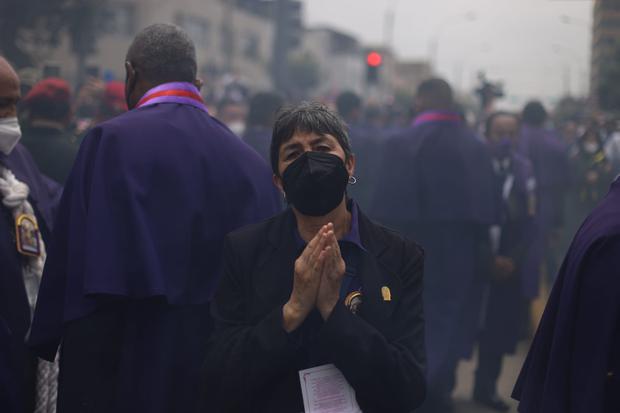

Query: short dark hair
[416,78,454,109]
[126,23,197,84]
[247,92,284,128]
[336,91,362,120]
[270,102,352,176]
[522,101,548,127]
[485,111,519,137]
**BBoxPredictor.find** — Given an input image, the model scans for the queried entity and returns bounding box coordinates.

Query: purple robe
[371,112,497,396]
[519,125,569,291]
[513,178,620,413]
[28,100,281,413]
[346,124,382,210]
[243,127,272,162]
[0,144,60,413]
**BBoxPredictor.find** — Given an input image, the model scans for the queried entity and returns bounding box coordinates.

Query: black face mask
[282,152,349,217]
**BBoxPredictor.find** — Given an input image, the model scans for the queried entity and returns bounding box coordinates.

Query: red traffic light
[366,52,383,67]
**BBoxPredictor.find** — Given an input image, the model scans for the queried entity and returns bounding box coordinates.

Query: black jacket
[20,126,78,184]
[204,208,426,412]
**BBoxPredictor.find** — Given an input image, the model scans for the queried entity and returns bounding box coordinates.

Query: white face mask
[0,117,22,155]
[228,121,246,138]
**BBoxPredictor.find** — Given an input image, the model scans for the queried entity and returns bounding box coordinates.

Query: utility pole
[383,0,399,49]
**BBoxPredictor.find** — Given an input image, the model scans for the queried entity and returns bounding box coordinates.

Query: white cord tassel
[0,165,57,413]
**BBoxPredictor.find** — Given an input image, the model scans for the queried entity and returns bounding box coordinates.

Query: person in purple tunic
[27,24,281,413]
[242,91,285,161]
[518,101,569,291]
[512,179,620,412]
[0,56,61,413]
[372,78,496,412]
[472,112,537,411]
[335,91,382,210]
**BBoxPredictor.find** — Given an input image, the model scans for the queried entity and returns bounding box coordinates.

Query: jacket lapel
[357,211,403,330]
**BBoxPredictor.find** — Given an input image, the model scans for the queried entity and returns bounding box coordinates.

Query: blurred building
[393,61,433,95]
[31,0,275,91]
[24,0,432,102]
[300,27,366,97]
[590,0,620,105]
[299,27,431,101]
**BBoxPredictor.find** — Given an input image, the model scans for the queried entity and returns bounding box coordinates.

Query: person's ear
[124,61,138,109]
[194,78,204,91]
[346,153,356,178]
[273,174,284,194]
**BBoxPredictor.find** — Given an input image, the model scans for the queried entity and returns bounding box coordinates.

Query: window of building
[242,33,261,60]
[329,32,359,55]
[99,3,135,36]
[602,0,620,12]
[601,16,620,29]
[175,13,211,49]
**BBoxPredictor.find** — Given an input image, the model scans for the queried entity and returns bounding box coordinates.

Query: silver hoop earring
[348,176,357,185]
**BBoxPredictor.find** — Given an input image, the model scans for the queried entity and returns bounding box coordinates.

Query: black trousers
[474,333,504,396]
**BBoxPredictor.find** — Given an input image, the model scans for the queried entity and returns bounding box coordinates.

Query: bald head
[0,57,20,119]
[415,78,454,113]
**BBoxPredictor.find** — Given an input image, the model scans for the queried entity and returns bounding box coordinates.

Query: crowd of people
[0,22,618,413]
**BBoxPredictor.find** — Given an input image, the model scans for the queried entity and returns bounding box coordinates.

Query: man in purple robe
[518,101,569,292]
[512,178,620,412]
[27,24,281,413]
[242,91,284,161]
[372,78,496,412]
[473,112,537,411]
[336,91,380,209]
[0,56,61,413]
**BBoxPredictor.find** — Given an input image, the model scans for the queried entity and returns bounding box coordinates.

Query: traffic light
[366,51,383,84]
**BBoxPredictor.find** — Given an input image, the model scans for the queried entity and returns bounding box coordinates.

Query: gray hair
[270,102,352,176]
[126,23,197,84]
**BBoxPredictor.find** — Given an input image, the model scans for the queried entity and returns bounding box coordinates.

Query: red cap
[24,77,71,106]
[103,81,127,112]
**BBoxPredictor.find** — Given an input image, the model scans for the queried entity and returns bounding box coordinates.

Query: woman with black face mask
[203,102,426,413]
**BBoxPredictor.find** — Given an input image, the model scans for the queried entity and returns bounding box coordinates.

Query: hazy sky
[304,0,592,107]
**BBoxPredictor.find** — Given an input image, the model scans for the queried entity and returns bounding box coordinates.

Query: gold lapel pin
[381,286,392,302]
